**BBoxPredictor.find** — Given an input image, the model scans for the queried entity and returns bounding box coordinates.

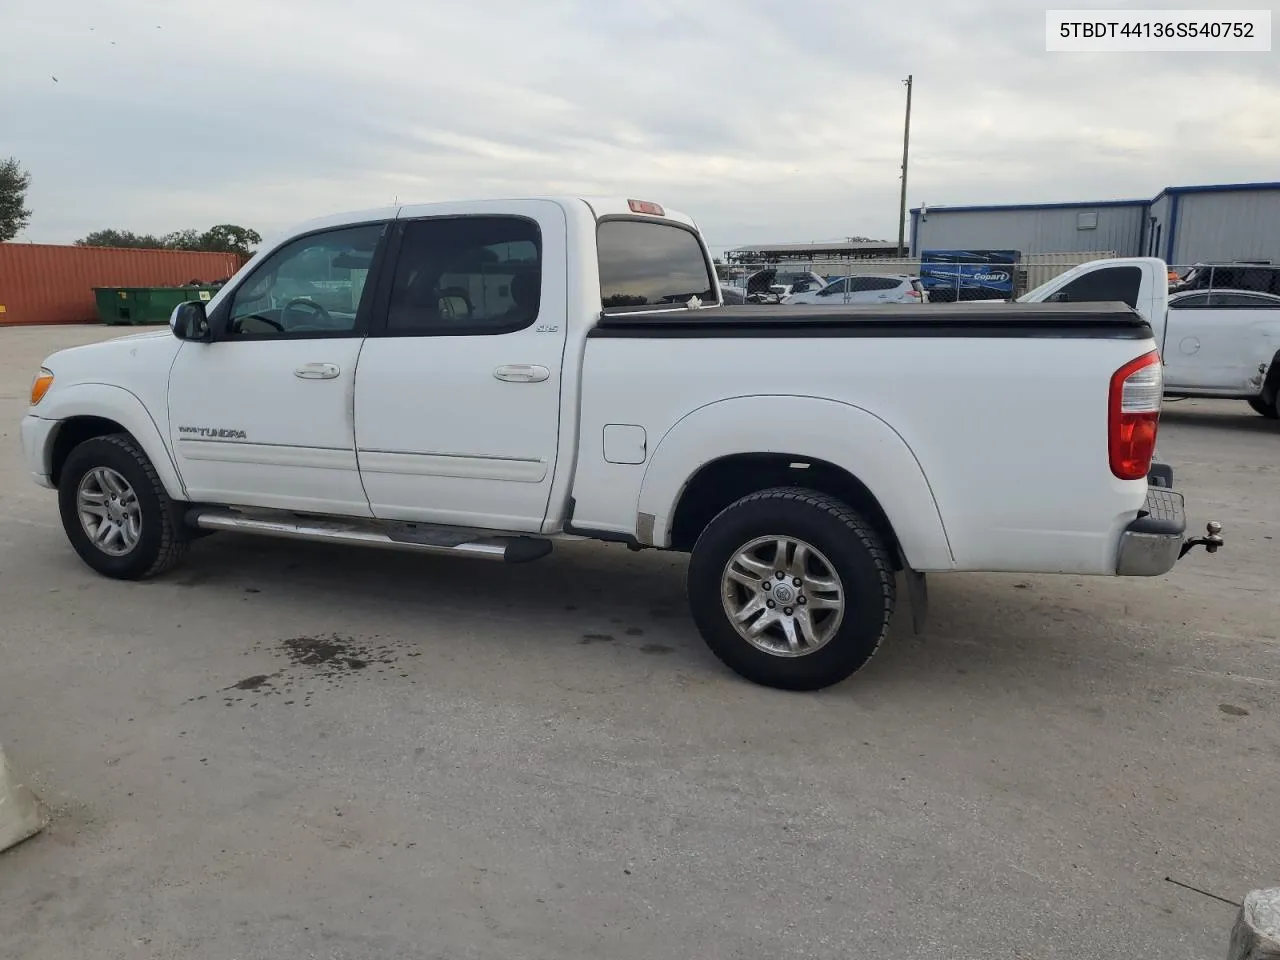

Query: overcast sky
[2,0,1277,253]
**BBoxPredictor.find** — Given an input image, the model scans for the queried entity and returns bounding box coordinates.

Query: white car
[21,197,1221,691]
[1018,260,1280,419]
[767,271,828,299]
[784,274,925,304]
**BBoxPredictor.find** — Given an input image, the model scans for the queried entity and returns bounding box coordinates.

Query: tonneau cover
[589,300,1153,339]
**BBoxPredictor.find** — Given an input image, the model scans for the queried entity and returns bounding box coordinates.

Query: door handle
[494,364,550,383]
[294,362,340,380]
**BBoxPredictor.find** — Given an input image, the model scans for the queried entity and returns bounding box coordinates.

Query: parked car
[722,267,785,303]
[1170,262,1280,297]
[21,197,1221,691]
[1018,259,1280,418]
[784,274,925,305]
[767,271,827,299]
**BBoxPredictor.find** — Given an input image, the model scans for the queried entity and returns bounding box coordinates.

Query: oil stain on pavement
[221,633,420,707]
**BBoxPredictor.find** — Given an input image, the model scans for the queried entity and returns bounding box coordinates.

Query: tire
[1247,395,1279,419]
[57,434,189,579]
[687,486,896,691]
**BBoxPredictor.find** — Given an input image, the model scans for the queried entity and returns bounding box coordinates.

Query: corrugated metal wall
[1171,190,1280,265]
[1144,194,1171,258]
[0,244,245,325]
[914,204,1146,257]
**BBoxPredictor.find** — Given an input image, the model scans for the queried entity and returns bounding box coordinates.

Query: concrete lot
[1,324,1276,960]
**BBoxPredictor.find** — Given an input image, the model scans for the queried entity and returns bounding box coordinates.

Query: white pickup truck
[1015,257,1280,418]
[20,198,1223,690]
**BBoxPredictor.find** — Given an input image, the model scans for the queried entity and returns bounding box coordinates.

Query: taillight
[906,289,921,298]
[627,199,665,216]
[1109,350,1162,480]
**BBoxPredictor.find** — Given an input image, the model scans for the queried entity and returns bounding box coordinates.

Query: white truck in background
[21,198,1223,691]
[1015,257,1280,418]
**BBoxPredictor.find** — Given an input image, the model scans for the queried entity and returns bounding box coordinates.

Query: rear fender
[636,396,954,570]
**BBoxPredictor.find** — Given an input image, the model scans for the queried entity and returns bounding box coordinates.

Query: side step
[185,508,553,563]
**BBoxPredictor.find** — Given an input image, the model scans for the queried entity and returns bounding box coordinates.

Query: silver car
[784,274,926,305]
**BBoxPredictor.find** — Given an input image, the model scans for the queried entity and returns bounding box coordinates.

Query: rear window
[597,220,717,311]
[1053,265,1143,308]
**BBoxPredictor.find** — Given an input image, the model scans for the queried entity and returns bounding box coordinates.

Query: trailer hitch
[1180,521,1224,560]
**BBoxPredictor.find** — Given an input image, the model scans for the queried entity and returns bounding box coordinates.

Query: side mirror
[170,300,212,341]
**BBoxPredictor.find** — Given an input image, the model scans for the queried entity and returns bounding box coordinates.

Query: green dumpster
[93,285,221,325]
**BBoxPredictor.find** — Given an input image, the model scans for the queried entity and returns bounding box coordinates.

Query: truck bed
[589,301,1152,339]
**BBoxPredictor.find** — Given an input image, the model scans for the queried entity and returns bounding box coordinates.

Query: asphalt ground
[1,324,1276,959]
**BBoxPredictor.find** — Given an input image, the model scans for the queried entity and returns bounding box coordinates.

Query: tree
[0,157,32,241]
[161,229,204,251]
[198,224,261,256]
[75,223,261,255]
[76,229,165,249]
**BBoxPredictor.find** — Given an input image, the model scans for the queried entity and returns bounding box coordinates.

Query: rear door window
[597,220,717,311]
[1053,266,1143,308]
[384,216,542,335]
[864,277,902,291]
[1206,292,1280,307]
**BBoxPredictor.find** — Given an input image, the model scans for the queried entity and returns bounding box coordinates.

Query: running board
[185,509,553,563]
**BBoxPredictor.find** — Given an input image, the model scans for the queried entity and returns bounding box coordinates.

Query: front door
[168,221,388,515]
[354,202,569,533]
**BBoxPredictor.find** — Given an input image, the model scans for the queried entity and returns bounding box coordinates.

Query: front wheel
[687,487,897,690]
[57,434,189,579]
[1247,395,1279,419]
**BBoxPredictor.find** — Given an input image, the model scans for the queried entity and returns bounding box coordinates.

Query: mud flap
[904,567,928,634]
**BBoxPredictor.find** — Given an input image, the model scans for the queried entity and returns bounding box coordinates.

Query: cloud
[2,0,1276,251]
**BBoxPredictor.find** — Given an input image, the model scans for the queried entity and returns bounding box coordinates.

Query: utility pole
[896,74,913,259]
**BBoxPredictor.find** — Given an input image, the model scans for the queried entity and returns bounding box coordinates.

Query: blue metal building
[910,181,1280,266]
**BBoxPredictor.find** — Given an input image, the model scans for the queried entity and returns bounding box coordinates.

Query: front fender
[636,395,954,570]
[34,382,188,501]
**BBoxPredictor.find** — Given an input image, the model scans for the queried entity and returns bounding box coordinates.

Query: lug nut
[775,571,785,580]
[798,596,807,605]
[766,600,776,609]
[793,577,802,587]
[761,581,771,591]
[784,607,793,616]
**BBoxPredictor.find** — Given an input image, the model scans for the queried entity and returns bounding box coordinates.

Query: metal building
[910,181,1280,266]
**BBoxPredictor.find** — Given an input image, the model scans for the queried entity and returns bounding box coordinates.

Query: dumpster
[93,285,221,325]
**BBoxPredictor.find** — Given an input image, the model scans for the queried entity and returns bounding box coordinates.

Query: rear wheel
[687,487,896,690]
[57,434,189,579]
[1247,395,1279,419]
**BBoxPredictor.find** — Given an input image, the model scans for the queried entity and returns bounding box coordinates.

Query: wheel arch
[39,384,187,500]
[636,395,954,570]
[1262,348,1280,404]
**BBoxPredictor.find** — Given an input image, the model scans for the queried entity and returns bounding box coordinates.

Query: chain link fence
[1166,263,1280,301]
[718,252,1117,304]
[717,257,1280,306]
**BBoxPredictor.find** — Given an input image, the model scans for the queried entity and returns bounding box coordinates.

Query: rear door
[842,277,902,303]
[353,201,569,532]
[1164,292,1280,393]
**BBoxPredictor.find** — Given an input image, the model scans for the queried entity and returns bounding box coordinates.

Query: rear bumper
[1115,485,1186,577]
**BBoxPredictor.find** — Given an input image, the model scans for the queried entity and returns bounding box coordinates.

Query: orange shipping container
[0,244,246,326]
